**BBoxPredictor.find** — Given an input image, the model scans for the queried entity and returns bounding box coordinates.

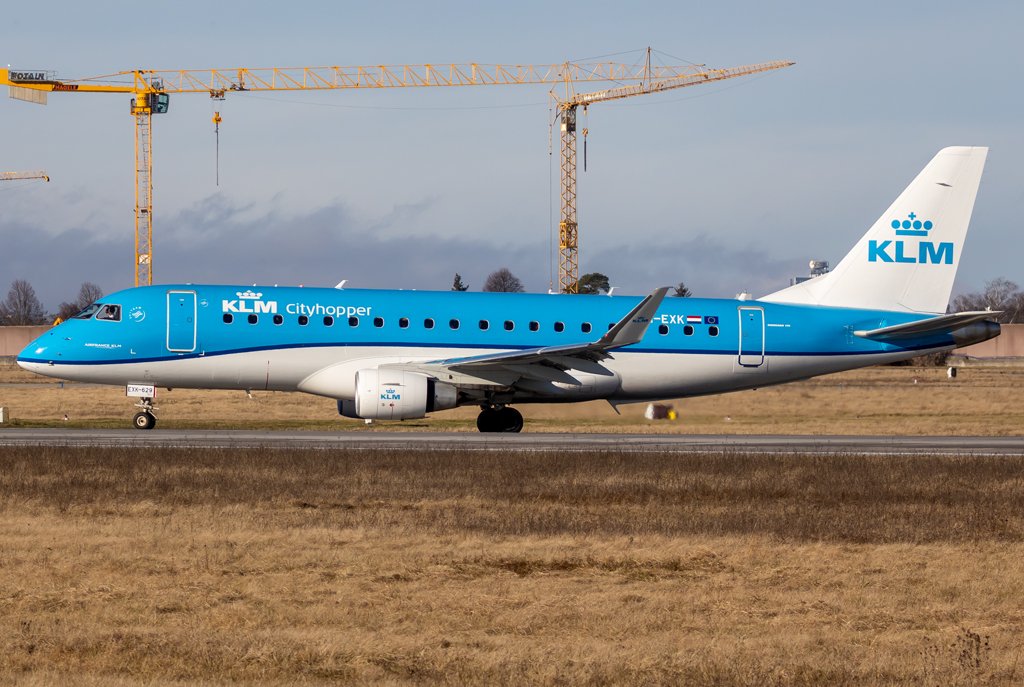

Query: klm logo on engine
[868,213,953,265]
[222,290,279,314]
[380,387,401,401]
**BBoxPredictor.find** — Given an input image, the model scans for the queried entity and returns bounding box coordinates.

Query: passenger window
[504,320,514,331]
[554,321,564,332]
[683,325,694,336]
[223,313,233,324]
[581,322,592,334]
[374,317,384,328]
[96,304,122,322]
[273,314,284,325]
[529,321,539,332]
[248,314,258,325]
[449,319,460,330]
[399,317,409,328]
[349,316,359,327]
[424,318,435,329]
[709,325,719,337]
[658,324,669,335]
[323,316,334,326]
[479,320,489,331]
[298,315,308,326]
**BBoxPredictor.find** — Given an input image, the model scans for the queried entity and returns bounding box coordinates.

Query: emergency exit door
[737,306,764,367]
[166,290,197,352]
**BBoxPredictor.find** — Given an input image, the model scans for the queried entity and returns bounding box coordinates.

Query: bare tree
[0,279,47,325]
[951,277,1024,323]
[56,282,104,321]
[482,268,525,293]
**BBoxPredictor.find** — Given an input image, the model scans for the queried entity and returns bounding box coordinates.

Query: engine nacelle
[338,369,457,420]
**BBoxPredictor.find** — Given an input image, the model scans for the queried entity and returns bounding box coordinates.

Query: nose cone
[16,330,57,376]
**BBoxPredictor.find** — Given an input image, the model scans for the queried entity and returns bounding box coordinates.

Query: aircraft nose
[16,328,59,373]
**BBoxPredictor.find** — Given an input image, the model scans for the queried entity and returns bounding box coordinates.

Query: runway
[0,428,1022,455]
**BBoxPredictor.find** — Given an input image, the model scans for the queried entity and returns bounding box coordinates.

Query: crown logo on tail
[891,212,933,237]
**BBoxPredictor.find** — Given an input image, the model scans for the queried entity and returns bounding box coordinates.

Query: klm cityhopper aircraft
[18,147,1000,432]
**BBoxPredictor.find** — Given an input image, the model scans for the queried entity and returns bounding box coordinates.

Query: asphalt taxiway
[0,429,1022,455]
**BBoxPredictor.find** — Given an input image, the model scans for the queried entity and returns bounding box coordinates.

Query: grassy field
[2,361,1023,434]
[0,446,1021,685]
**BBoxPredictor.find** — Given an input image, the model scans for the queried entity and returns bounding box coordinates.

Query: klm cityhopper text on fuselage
[221,291,375,320]
[16,147,1000,432]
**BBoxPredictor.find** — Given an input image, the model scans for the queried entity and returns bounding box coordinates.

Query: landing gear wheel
[132,411,157,430]
[476,406,523,433]
[497,407,524,433]
[476,408,499,433]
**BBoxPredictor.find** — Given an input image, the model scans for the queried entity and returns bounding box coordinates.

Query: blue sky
[2,0,1021,309]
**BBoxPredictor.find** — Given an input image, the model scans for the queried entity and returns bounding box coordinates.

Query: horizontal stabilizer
[853,311,998,340]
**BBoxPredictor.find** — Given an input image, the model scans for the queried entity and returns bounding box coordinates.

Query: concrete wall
[954,323,1024,358]
[0,326,49,357]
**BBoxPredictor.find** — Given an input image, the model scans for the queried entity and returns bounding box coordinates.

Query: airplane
[17,146,999,432]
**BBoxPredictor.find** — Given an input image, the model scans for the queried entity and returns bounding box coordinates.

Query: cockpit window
[73,303,101,319]
[95,304,122,322]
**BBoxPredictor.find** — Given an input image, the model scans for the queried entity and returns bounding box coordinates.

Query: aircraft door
[167,290,197,352]
[737,306,764,367]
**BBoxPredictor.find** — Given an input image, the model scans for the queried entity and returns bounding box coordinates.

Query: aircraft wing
[853,311,999,341]
[381,287,669,384]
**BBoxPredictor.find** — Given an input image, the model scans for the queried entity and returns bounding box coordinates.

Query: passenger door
[737,306,765,368]
[166,290,197,352]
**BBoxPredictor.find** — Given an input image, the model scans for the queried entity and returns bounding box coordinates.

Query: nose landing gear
[132,397,158,430]
[476,405,523,433]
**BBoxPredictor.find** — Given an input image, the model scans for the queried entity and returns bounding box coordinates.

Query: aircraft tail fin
[762,146,988,314]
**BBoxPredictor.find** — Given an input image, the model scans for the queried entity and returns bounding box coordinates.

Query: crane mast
[554,56,794,293]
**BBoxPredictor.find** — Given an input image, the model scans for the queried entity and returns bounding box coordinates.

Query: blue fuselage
[18,284,969,406]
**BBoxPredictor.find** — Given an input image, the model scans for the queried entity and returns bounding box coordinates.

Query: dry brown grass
[2,361,1024,435]
[0,446,1022,685]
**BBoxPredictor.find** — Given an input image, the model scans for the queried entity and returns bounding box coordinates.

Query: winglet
[598,286,670,348]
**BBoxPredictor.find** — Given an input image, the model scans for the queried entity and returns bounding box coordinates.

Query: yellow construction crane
[1,56,790,288]
[3,61,708,287]
[0,170,49,182]
[553,54,794,292]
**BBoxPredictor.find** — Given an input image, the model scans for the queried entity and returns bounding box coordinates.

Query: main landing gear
[132,397,158,430]
[476,405,523,433]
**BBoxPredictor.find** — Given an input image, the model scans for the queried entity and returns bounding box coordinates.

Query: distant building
[791,260,830,286]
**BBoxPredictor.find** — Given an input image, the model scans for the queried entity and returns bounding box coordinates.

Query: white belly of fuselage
[19,343,952,404]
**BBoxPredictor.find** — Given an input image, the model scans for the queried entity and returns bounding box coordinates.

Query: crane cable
[212,110,223,186]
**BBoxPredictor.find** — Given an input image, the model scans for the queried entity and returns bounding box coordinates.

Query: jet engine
[338,369,458,420]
